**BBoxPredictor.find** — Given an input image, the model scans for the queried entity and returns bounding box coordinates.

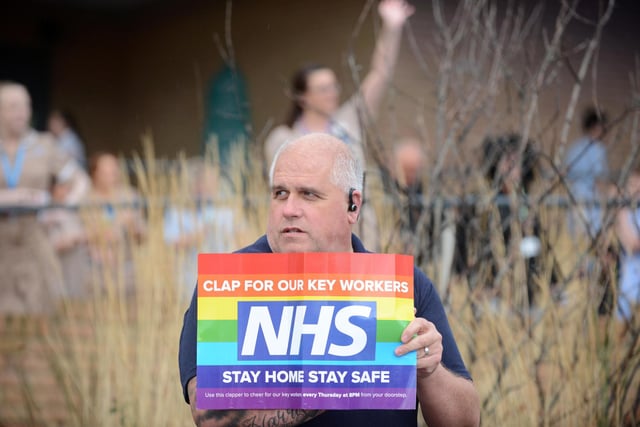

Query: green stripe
[376,319,409,342]
[198,320,237,342]
[198,319,409,343]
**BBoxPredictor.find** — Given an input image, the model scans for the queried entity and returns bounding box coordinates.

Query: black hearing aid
[348,188,357,212]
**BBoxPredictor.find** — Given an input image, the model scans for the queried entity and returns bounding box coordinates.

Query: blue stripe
[197,342,415,366]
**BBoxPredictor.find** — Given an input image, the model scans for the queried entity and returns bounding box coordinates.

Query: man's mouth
[282,227,304,234]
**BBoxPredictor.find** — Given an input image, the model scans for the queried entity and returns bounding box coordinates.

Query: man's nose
[282,195,302,217]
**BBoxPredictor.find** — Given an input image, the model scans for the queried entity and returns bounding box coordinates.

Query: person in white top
[264,0,414,250]
[265,0,414,166]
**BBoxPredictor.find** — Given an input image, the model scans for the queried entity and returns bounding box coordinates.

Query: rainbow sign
[196,252,416,410]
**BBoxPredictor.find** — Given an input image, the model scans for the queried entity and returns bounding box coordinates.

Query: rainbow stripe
[197,296,414,320]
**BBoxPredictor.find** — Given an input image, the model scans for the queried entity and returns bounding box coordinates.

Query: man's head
[582,106,607,140]
[89,152,121,192]
[267,133,363,253]
[394,138,425,188]
[0,81,32,139]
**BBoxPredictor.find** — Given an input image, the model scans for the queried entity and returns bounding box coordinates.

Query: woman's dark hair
[582,106,607,133]
[482,133,537,193]
[285,64,330,127]
[50,108,79,132]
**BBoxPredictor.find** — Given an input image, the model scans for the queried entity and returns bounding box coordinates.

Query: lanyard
[0,141,27,189]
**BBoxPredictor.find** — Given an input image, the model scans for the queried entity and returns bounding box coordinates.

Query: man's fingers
[400,317,429,343]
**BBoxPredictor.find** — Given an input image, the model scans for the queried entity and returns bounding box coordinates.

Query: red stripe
[198,253,414,275]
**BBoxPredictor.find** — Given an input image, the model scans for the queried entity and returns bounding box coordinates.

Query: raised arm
[187,377,323,427]
[358,0,414,118]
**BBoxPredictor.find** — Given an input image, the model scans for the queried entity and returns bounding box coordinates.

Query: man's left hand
[394,315,443,378]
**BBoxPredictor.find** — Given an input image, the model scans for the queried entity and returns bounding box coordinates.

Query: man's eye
[274,190,288,199]
[302,191,317,199]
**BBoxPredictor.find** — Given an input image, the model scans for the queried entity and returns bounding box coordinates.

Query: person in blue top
[48,109,87,170]
[615,171,640,322]
[179,133,480,427]
[564,107,609,238]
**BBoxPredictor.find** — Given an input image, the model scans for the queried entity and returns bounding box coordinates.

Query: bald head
[0,82,32,139]
[266,133,363,253]
[394,139,424,187]
[269,133,363,193]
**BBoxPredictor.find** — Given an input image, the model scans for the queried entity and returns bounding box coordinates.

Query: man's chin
[279,242,315,253]
[276,235,317,253]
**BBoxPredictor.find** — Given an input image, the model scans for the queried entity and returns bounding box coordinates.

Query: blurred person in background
[39,180,90,299]
[391,138,470,300]
[564,107,618,315]
[164,159,236,301]
[83,152,145,269]
[614,170,640,324]
[0,81,89,314]
[564,107,609,239]
[393,139,445,296]
[264,0,414,251]
[480,133,561,308]
[48,108,87,169]
[393,138,425,239]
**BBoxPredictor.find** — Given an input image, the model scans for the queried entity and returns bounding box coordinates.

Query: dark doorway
[0,45,52,131]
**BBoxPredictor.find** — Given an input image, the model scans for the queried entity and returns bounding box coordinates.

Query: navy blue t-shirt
[178,235,471,427]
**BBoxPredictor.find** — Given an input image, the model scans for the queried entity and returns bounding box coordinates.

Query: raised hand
[378,0,415,29]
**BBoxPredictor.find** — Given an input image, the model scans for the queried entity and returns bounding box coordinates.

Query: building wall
[49,0,378,160]
[3,0,639,170]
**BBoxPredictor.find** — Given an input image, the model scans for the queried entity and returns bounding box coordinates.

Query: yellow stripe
[197,296,414,321]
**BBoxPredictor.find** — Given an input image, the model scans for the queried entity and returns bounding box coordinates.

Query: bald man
[179,134,480,427]
[0,81,89,314]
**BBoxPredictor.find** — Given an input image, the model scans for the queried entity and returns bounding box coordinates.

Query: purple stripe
[197,365,416,389]
[197,387,416,410]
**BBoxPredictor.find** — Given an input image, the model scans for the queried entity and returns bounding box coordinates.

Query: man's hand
[394,314,443,378]
[395,312,480,426]
[378,0,415,29]
[0,188,50,208]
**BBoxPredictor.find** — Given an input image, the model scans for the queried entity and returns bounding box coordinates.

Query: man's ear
[347,189,362,224]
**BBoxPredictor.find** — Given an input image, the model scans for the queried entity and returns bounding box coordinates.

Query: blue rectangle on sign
[237,301,377,361]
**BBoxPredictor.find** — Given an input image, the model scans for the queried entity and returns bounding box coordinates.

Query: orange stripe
[198,274,414,298]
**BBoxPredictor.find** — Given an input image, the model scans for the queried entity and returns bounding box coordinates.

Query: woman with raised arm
[264,0,414,250]
[265,0,414,166]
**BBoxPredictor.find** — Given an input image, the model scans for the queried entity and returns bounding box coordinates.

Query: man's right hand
[0,188,50,208]
[187,377,324,427]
